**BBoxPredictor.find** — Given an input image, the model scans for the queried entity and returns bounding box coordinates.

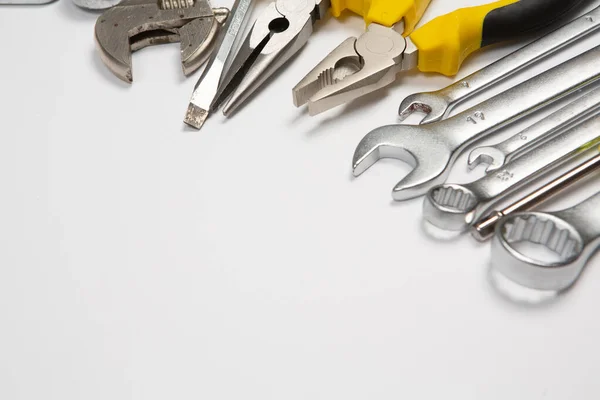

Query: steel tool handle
[330,0,431,33]
[410,0,587,76]
[440,46,600,150]
[465,118,600,219]
[472,152,600,242]
[434,6,600,107]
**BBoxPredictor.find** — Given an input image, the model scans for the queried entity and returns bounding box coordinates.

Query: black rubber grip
[482,0,591,47]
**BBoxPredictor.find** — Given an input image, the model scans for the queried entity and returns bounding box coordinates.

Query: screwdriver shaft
[184,0,253,130]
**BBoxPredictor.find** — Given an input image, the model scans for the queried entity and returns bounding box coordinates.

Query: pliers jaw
[293,23,418,115]
[211,0,328,116]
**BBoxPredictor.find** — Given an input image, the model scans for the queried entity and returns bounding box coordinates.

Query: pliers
[210,0,432,117]
[293,0,589,115]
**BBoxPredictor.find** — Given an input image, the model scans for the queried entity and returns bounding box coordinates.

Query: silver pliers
[212,0,330,116]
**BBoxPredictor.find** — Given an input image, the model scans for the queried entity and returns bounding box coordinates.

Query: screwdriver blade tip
[184,103,209,130]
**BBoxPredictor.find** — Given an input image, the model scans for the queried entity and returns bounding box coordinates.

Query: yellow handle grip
[410,0,519,76]
[330,0,431,33]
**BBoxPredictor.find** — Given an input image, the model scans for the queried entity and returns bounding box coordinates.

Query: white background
[1,0,600,398]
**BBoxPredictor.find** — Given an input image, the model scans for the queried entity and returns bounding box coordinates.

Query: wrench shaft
[472,151,600,241]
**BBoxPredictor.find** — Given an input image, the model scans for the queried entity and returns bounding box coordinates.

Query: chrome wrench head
[95,0,228,83]
[398,92,451,125]
[352,124,457,201]
[353,45,600,201]
[423,184,481,231]
[467,146,506,172]
[492,191,600,292]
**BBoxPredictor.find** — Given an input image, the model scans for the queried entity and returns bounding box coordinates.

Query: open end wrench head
[398,92,450,125]
[94,0,221,83]
[352,124,454,201]
[467,146,506,172]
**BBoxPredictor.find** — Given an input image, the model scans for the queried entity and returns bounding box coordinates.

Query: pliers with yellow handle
[293,0,589,116]
[211,0,432,117]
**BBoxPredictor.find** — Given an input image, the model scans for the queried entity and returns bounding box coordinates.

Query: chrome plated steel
[492,191,600,292]
[398,6,600,124]
[353,46,600,201]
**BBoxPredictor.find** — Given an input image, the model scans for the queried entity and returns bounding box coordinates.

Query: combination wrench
[398,5,600,125]
[352,46,600,201]
[422,114,600,232]
[468,88,600,173]
[492,191,600,292]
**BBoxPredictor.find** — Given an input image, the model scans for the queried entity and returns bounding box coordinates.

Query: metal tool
[73,0,120,10]
[208,0,330,116]
[398,5,600,124]
[207,0,433,116]
[492,190,600,292]
[352,46,600,201]
[473,151,600,242]
[294,0,587,116]
[95,0,229,83]
[184,0,254,130]
[422,114,600,232]
[468,87,600,173]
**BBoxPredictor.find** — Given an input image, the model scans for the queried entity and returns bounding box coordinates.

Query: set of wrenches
[353,6,600,296]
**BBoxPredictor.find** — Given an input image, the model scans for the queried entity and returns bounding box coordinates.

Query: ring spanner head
[492,212,588,292]
[423,184,480,231]
[492,191,600,292]
[95,0,228,83]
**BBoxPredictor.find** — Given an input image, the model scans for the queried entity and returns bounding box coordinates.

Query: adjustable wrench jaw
[95,0,228,83]
[352,124,454,201]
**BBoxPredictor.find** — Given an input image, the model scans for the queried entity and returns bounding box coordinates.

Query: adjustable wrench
[398,5,600,125]
[492,191,600,292]
[468,87,600,173]
[422,113,600,232]
[353,45,600,201]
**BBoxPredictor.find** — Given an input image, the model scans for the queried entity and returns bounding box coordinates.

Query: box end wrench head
[352,124,454,201]
[492,191,600,292]
[422,184,480,231]
[492,212,586,292]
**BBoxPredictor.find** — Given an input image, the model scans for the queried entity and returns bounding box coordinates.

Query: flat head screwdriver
[184,0,253,130]
[472,149,600,242]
